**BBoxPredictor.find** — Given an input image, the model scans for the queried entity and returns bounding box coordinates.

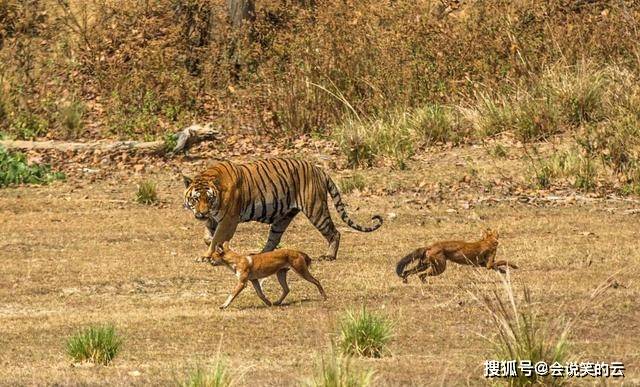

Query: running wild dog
[396,229,517,283]
[199,242,327,309]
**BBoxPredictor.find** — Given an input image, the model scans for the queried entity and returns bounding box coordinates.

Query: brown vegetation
[1,0,638,139]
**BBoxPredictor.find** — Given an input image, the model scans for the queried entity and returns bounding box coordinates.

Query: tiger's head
[183,175,220,221]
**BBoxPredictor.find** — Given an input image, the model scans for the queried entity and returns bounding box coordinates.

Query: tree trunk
[0,124,219,155]
[227,0,255,28]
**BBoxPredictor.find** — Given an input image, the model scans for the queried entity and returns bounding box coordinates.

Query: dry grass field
[2,145,640,386]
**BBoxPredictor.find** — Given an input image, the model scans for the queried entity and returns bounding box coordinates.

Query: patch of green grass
[179,359,233,387]
[337,307,392,358]
[136,180,158,205]
[163,131,178,154]
[338,174,366,194]
[66,325,122,365]
[0,146,65,187]
[305,349,374,387]
[11,112,48,140]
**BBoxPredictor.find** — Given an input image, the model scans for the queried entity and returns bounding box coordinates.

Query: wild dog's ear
[215,243,224,255]
[183,175,193,188]
[222,241,230,251]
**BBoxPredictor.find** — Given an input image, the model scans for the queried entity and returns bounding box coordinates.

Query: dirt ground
[1,145,640,386]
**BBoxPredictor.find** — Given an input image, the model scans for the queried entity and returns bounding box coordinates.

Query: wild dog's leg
[304,203,340,260]
[262,210,300,253]
[419,253,446,283]
[203,218,239,259]
[203,218,218,246]
[274,269,290,305]
[401,259,429,283]
[484,248,497,270]
[292,261,327,300]
[250,279,272,306]
[220,275,248,309]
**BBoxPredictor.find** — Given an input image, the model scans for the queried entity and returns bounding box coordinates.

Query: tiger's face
[183,175,219,221]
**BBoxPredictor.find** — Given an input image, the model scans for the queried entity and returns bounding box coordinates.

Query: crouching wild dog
[395,229,517,283]
[200,242,327,309]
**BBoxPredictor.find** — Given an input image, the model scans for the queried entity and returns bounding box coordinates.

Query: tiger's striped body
[183,158,383,260]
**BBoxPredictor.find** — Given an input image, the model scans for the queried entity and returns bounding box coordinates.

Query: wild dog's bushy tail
[395,247,427,277]
[326,176,383,232]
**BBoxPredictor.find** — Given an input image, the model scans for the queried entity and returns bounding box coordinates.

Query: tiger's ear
[182,175,193,188]
[215,244,224,255]
[222,241,230,250]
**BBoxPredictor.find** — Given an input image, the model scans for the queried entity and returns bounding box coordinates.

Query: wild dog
[395,229,517,283]
[200,242,327,309]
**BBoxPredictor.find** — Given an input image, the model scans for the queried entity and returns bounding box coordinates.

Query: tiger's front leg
[203,217,239,258]
[203,218,218,246]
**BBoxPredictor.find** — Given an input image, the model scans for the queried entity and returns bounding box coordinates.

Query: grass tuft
[306,349,374,387]
[333,104,463,169]
[337,307,392,358]
[0,146,65,187]
[66,325,122,365]
[476,279,570,386]
[529,147,597,191]
[179,359,233,387]
[136,180,158,205]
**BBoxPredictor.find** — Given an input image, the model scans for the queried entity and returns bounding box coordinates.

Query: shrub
[0,146,65,187]
[59,99,85,139]
[136,180,158,205]
[305,350,374,387]
[66,325,122,365]
[337,307,392,358]
[179,359,233,387]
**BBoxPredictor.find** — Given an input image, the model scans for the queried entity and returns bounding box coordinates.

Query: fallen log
[0,124,219,155]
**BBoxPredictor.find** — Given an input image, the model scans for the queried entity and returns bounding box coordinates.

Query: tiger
[183,158,383,261]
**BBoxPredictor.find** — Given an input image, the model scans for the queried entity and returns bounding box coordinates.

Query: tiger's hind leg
[311,210,340,261]
[262,210,300,253]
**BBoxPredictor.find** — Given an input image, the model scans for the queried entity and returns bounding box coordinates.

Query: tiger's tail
[396,247,427,277]
[326,176,383,232]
